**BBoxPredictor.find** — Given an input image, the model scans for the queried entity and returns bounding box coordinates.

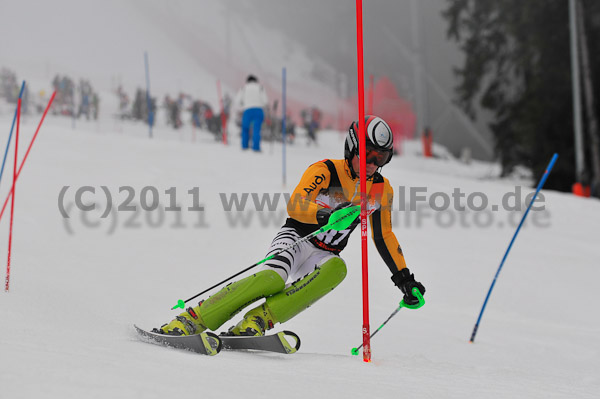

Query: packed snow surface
[0,114,599,398]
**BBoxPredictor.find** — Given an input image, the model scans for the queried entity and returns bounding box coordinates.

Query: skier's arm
[287,161,331,224]
[370,181,408,273]
[371,180,426,305]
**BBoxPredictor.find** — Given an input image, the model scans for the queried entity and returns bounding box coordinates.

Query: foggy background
[0,0,494,159]
[237,0,494,158]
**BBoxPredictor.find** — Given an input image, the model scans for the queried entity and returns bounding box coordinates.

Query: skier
[157,115,426,337]
[234,74,268,152]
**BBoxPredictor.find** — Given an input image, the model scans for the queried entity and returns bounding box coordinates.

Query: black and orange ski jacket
[284,159,407,274]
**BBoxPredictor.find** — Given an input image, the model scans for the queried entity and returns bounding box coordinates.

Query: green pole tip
[171,299,185,310]
[351,347,359,356]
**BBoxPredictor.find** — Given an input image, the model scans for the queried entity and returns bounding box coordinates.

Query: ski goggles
[359,147,392,167]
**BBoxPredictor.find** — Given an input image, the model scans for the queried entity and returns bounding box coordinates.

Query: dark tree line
[443,0,600,195]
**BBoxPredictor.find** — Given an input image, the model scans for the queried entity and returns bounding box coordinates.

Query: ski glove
[316,202,352,227]
[391,268,425,306]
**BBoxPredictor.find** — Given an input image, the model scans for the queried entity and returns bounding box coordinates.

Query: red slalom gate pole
[217,80,228,145]
[0,91,56,223]
[355,0,371,363]
[5,99,21,292]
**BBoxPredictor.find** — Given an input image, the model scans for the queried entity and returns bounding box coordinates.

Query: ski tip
[134,324,222,356]
[133,324,147,335]
[280,330,301,354]
[205,332,223,355]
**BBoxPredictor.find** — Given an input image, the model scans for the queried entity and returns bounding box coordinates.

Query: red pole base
[362,324,371,362]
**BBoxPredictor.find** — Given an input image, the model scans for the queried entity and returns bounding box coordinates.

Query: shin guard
[198,270,285,331]
[265,257,347,324]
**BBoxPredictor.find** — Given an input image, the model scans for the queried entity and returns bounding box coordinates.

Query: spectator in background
[77,79,91,120]
[235,75,268,152]
[223,93,232,118]
[133,88,155,125]
[21,84,30,115]
[191,100,203,128]
[133,89,145,120]
[91,93,99,120]
[163,95,182,129]
[0,67,19,103]
[302,106,322,146]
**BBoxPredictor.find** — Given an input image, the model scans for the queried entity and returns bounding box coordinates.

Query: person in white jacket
[235,75,268,151]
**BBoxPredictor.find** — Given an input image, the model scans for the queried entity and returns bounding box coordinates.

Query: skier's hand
[391,268,425,306]
[316,202,352,227]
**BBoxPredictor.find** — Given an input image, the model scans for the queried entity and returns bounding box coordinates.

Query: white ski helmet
[344,115,393,167]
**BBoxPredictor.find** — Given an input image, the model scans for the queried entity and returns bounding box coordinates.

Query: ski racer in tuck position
[156,115,426,337]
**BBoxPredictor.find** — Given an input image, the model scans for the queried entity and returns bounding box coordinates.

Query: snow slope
[0,113,598,399]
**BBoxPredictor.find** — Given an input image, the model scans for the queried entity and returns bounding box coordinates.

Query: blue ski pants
[241,107,264,151]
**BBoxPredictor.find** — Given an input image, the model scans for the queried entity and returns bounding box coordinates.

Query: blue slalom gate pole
[0,81,26,191]
[469,153,559,343]
[144,51,153,138]
[282,67,287,187]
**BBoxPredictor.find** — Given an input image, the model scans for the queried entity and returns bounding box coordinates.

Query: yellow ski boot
[228,304,276,336]
[157,304,207,336]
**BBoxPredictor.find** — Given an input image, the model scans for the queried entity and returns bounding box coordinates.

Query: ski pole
[0,91,56,223]
[171,205,361,310]
[469,153,558,343]
[351,287,425,355]
[0,81,26,191]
